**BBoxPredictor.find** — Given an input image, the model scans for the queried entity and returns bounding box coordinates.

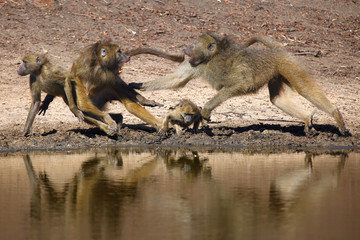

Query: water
[0,149,359,240]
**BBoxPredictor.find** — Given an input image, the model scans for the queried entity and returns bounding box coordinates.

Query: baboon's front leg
[202,87,238,121]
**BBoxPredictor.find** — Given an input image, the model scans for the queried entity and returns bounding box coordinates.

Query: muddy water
[0,149,359,240]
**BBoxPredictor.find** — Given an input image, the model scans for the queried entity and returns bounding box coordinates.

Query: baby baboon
[65,40,184,134]
[131,32,347,136]
[160,99,203,135]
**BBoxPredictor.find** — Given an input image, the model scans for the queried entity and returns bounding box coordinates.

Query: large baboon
[130,33,347,136]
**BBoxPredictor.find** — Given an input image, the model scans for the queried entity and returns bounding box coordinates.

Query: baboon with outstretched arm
[131,33,347,136]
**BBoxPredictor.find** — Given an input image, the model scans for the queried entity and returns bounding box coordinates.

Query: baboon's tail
[125,48,185,62]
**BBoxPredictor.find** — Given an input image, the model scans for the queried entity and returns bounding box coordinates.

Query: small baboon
[131,32,347,136]
[17,54,70,136]
[160,99,203,135]
[64,40,184,135]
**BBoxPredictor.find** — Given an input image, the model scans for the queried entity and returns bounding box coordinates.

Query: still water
[0,149,359,240]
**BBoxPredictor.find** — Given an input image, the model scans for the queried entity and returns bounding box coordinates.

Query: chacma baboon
[160,99,203,135]
[64,40,184,135]
[17,54,74,136]
[130,32,347,136]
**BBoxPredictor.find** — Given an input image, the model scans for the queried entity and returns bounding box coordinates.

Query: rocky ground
[0,0,359,153]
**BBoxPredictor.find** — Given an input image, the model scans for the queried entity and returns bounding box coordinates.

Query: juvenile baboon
[64,40,184,134]
[131,32,347,136]
[17,55,70,136]
[160,99,203,135]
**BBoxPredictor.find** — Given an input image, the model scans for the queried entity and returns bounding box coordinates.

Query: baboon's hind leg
[75,83,118,135]
[279,62,347,135]
[121,98,162,129]
[268,77,314,135]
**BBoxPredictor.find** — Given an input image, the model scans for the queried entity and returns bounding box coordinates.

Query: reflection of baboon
[160,99,203,135]
[64,40,185,135]
[270,152,347,213]
[131,32,347,136]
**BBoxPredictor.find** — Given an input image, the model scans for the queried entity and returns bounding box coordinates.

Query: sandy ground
[0,0,359,153]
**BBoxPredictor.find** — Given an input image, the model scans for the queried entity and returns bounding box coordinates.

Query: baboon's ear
[218,37,230,49]
[93,41,100,57]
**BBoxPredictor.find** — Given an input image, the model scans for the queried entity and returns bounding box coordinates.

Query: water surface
[0,149,359,240]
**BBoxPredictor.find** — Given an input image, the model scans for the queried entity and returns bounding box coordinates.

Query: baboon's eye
[208,43,216,51]
[36,57,41,65]
[101,47,107,57]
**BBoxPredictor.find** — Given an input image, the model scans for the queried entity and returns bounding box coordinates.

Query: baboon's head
[183,32,229,67]
[17,54,48,76]
[178,99,200,124]
[92,40,130,74]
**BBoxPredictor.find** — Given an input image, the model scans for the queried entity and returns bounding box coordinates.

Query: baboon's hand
[128,82,143,89]
[200,108,211,122]
[158,128,168,137]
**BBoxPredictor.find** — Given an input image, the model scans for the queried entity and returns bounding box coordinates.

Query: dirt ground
[0,0,359,153]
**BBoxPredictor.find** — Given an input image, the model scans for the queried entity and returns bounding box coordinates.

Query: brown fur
[65,40,184,135]
[132,33,347,136]
[18,54,70,136]
[17,54,124,136]
[160,99,203,135]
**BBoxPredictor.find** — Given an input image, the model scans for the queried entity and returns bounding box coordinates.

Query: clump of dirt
[0,0,359,153]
